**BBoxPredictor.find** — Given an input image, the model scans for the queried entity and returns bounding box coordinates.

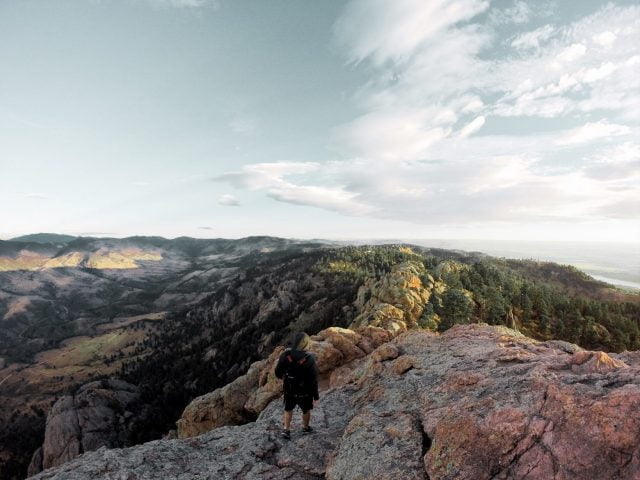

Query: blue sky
[1,0,638,242]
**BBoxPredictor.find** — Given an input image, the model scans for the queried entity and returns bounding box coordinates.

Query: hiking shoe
[302,426,313,434]
[281,429,291,440]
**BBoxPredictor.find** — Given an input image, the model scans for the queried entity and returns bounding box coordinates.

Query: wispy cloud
[229,114,258,136]
[489,0,533,25]
[214,163,372,215]
[216,2,640,230]
[555,121,631,146]
[458,116,485,138]
[218,194,240,206]
[24,193,48,200]
[511,24,556,51]
[333,0,489,65]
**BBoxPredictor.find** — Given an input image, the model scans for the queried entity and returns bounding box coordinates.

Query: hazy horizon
[2,231,638,289]
[2,0,639,243]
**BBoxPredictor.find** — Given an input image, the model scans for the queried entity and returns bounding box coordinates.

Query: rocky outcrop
[176,263,427,438]
[351,261,433,331]
[32,324,640,479]
[27,379,143,476]
[177,325,396,438]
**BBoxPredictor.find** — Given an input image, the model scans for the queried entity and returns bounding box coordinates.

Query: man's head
[291,332,310,351]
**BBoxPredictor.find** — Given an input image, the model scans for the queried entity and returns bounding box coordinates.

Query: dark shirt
[274,348,319,400]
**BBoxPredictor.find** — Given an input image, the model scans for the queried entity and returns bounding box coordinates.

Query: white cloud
[216,162,319,190]
[216,2,640,229]
[461,97,484,114]
[218,194,240,206]
[494,5,640,119]
[333,108,452,162]
[556,43,587,63]
[24,193,48,200]
[490,1,532,25]
[555,121,631,145]
[333,0,489,65]
[458,116,485,138]
[584,142,640,180]
[511,24,555,51]
[602,142,640,164]
[267,184,372,214]
[214,162,372,215]
[593,31,617,47]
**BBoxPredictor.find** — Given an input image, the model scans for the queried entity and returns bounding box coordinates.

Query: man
[274,332,319,439]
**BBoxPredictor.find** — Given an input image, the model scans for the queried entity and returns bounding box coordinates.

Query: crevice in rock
[612,448,634,477]
[421,426,432,457]
[74,408,84,455]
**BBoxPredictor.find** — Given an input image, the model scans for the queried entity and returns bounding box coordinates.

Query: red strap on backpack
[286,353,307,365]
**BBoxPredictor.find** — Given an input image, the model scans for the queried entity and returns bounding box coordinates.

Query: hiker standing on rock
[274,332,319,439]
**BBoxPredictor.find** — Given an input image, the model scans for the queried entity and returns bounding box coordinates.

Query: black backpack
[283,351,310,397]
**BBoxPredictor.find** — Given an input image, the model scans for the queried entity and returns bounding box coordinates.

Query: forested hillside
[117,245,639,449]
[2,242,638,479]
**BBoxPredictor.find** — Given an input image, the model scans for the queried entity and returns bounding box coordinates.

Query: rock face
[351,261,433,331]
[176,325,396,438]
[28,379,143,477]
[33,324,640,480]
[176,263,428,439]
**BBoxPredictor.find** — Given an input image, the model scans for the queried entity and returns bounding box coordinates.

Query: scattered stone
[570,350,628,374]
[371,343,400,363]
[392,355,416,374]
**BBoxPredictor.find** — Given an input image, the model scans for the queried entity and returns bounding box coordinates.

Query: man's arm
[308,355,319,400]
[274,350,288,379]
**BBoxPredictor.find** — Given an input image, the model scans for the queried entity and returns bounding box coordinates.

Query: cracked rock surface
[28,379,143,477]
[32,324,640,480]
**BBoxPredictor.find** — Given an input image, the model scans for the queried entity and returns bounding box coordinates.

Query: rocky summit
[31,323,640,480]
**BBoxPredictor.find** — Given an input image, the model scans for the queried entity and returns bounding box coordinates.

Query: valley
[0,236,638,479]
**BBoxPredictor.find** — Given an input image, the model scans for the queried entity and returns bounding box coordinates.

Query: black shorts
[284,394,314,413]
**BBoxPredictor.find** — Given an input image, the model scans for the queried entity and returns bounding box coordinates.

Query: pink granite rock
[36,325,640,480]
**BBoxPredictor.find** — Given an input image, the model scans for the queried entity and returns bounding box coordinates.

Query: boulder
[177,357,269,438]
[570,350,628,373]
[28,379,141,476]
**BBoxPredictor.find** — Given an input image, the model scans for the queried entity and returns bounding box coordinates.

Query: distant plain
[366,239,640,290]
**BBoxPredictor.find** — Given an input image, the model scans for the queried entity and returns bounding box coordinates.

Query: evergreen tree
[439,288,473,331]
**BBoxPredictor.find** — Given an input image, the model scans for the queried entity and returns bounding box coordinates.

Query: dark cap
[291,332,310,351]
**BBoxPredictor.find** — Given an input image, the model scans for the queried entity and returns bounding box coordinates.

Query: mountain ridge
[2,240,639,479]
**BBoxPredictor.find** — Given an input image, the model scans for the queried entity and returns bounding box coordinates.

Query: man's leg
[302,410,311,428]
[283,409,293,430]
[282,395,295,438]
[301,395,313,431]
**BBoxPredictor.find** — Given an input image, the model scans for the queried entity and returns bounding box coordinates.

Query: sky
[1,0,639,242]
